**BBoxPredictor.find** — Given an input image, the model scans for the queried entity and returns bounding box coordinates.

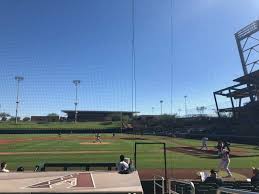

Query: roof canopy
[234,70,259,86]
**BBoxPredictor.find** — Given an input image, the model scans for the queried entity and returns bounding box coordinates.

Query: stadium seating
[170,180,259,194]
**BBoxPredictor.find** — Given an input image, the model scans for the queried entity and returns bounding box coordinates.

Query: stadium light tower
[15,76,24,124]
[73,80,81,123]
[160,100,163,115]
[184,95,188,116]
[152,107,154,115]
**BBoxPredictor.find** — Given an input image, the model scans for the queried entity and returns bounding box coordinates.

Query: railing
[42,162,117,171]
[217,187,258,194]
[168,179,195,194]
[153,175,165,194]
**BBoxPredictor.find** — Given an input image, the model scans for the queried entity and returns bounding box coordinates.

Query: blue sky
[0,0,258,117]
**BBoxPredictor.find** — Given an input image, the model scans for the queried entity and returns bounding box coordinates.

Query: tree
[23,117,30,122]
[196,106,207,115]
[0,112,10,121]
[9,117,20,122]
[47,113,59,117]
[1,117,7,121]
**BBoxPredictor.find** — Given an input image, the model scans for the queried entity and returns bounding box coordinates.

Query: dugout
[0,171,143,194]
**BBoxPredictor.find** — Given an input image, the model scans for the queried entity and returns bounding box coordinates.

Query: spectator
[0,162,10,173]
[17,166,24,172]
[204,169,223,186]
[117,155,129,174]
[251,167,259,186]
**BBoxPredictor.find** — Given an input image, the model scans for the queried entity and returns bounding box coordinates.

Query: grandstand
[214,20,259,121]
[213,20,259,136]
[62,110,138,122]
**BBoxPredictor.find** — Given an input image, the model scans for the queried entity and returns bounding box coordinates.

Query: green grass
[0,121,121,129]
[0,134,258,171]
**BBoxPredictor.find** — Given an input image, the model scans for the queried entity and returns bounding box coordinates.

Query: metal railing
[168,179,195,194]
[153,175,165,194]
[217,187,258,194]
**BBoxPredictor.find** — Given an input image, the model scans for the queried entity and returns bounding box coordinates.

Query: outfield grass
[0,121,121,129]
[0,134,258,172]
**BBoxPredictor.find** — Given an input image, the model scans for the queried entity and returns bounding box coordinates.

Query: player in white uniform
[95,133,102,143]
[218,148,232,177]
[200,137,208,150]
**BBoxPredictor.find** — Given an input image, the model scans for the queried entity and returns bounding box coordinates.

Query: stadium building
[62,110,138,122]
[214,20,259,120]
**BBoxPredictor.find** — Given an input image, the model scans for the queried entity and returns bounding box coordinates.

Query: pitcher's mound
[80,142,111,145]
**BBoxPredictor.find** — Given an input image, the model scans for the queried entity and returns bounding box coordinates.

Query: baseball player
[216,140,224,156]
[223,140,231,152]
[95,133,102,143]
[200,137,208,150]
[218,148,232,177]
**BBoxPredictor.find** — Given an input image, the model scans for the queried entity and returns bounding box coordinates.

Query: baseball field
[0,133,258,179]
